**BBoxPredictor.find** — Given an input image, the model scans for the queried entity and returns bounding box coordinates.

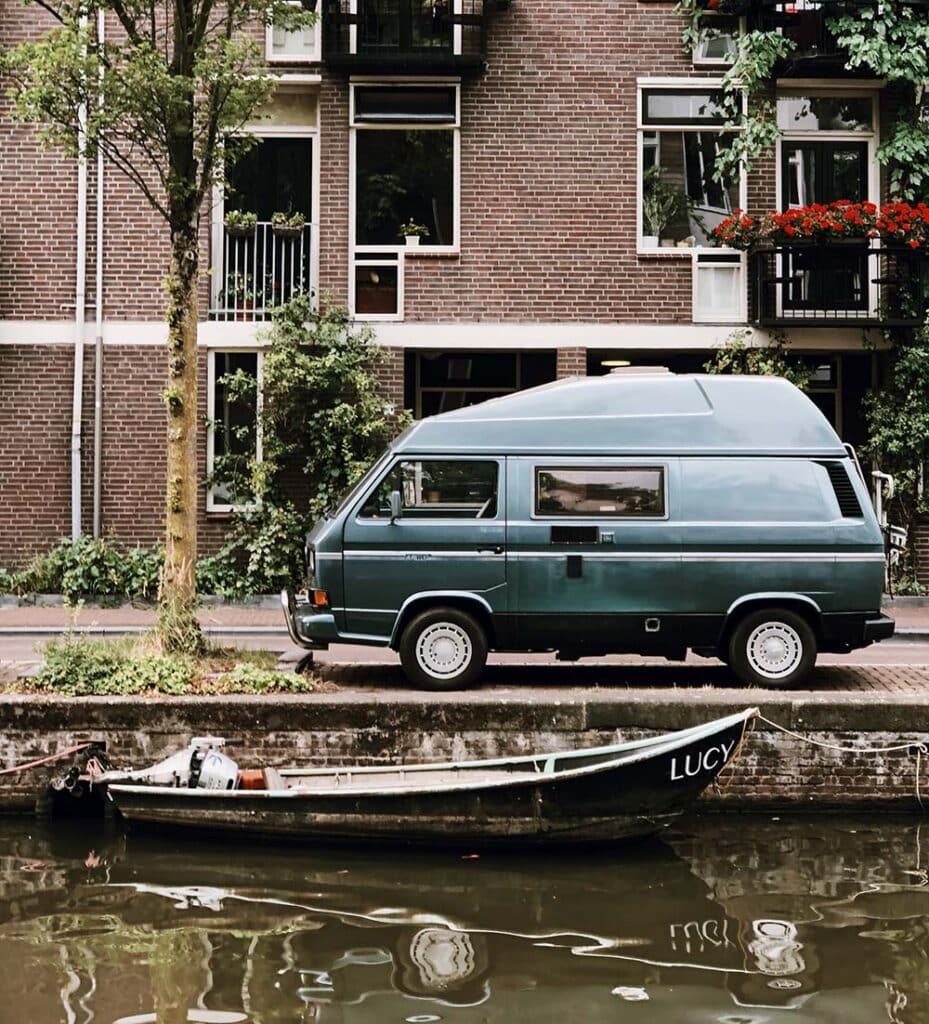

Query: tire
[728,608,817,689]
[399,607,488,691]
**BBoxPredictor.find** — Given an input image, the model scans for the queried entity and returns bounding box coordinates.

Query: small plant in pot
[224,210,257,237]
[642,166,691,248]
[271,211,307,239]
[399,219,430,247]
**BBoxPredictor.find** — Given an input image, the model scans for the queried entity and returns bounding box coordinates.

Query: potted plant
[271,211,306,239]
[398,219,430,247]
[224,210,257,237]
[642,167,690,248]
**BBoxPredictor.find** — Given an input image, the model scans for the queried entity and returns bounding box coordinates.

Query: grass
[3,633,316,696]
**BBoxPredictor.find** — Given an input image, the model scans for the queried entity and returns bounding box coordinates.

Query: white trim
[352,253,406,321]
[0,320,888,350]
[692,14,743,69]
[266,1,322,64]
[206,349,264,513]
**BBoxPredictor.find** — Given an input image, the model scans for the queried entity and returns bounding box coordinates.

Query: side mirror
[389,489,402,523]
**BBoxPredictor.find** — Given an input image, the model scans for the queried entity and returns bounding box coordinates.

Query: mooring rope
[0,742,96,777]
[714,712,929,812]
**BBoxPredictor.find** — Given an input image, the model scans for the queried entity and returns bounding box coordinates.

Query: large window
[535,467,666,518]
[638,83,741,252]
[207,351,261,512]
[351,83,460,319]
[407,351,557,418]
[360,460,498,519]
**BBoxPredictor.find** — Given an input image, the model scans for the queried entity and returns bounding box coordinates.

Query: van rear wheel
[399,607,488,691]
[728,608,816,689]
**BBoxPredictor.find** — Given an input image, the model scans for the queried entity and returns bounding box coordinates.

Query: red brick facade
[0,1,904,568]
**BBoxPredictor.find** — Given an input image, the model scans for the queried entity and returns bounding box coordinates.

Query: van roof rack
[608,365,673,376]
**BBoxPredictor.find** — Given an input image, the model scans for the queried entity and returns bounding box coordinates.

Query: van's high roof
[397,373,847,458]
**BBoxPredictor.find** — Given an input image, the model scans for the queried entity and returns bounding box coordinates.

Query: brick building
[0,1,920,569]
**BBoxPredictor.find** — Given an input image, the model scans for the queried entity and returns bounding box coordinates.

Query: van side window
[536,467,665,518]
[360,460,499,519]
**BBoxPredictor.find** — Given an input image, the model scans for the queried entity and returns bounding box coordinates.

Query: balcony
[210,221,315,322]
[751,244,929,327]
[747,0,848,70]
[323,0,492,74]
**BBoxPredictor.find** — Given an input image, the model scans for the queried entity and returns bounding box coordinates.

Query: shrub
[34,634,132,695]
[11,537,163,602]
[215,662,315,694]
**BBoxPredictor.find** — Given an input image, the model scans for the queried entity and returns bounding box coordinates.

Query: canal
[1,815,927,1022]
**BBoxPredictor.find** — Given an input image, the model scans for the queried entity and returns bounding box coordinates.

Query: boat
[94,708,758,846]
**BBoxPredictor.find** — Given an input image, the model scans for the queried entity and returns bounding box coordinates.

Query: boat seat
[263,767,285,791]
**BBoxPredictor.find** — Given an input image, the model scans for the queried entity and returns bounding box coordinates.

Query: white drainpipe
[92,9,105,538]
[71,13,89,540]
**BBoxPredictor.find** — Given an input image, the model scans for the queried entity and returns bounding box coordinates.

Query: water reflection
[1,817,929,1021]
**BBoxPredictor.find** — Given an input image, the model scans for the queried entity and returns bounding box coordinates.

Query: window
[360,460,498,519]
[267,0,321,62]
[207,352,261,512]
[777,95,873,133]
[692,249,745,323]
[408,350,557,417]
[535,467,665,518]
[638,83,742,251]
[350,82,460,318]
[693,15,740,67]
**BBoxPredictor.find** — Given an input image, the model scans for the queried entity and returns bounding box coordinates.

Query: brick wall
[0,695,926,813]
[556,347,587,378]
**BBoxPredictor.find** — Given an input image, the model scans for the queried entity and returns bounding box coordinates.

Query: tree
[200,296,411,598]
[2,0,314,651]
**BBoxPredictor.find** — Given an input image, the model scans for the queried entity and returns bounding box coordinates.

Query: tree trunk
[158,219,204,653]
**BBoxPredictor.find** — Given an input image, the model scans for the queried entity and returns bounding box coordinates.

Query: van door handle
[476,545,504,554]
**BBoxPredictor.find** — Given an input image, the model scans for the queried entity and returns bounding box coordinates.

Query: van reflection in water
[2,818,929,1022]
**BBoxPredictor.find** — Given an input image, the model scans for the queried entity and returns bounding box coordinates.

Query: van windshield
[324,449,391,519]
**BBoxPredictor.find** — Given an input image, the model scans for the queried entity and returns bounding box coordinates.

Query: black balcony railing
[751,244,929,327]
[748,1,844,65]
[323,0,490,73]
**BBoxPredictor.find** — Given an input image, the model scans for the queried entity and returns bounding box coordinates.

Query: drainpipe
[70,13,89,540]
[92,9,105,538]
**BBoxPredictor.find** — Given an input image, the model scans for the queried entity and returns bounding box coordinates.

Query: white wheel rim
[746,622,803,680]
[415,623,473,680]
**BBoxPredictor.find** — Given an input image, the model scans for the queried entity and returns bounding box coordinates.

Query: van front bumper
[821,611,895,651]
[280,589,333,650]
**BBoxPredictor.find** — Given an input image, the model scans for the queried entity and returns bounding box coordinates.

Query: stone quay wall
[1,692,928,815]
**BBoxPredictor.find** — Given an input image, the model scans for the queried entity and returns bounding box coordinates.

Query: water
[2,816,929,1023]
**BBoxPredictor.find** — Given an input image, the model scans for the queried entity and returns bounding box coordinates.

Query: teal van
[282,371,894,690]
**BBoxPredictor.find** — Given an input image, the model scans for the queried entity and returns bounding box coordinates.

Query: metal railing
[323,0,487,69]
[751,244,929,327]
[210,221,314,322]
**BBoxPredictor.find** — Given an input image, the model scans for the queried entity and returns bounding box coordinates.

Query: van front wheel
[728,608,816,689]
[399,607,488,691]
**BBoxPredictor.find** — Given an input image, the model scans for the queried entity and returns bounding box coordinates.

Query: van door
[340,457,507,640]
[507,457,681,651]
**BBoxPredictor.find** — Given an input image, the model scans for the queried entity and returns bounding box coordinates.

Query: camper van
[282,371,894,690]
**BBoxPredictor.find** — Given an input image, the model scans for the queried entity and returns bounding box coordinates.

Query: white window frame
[692,14,743,69]
[349,78,461,321]
[692,247,747,324]
[210,88,321,316]
[636,78,747,258]
[266,1,322,64]
[774,86,880,320]
[206,349,264,513]
[350,252,406,323]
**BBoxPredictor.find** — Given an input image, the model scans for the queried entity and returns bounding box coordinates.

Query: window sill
[637,247,695,258]
[206,508,236,519]
[402,248,460,259]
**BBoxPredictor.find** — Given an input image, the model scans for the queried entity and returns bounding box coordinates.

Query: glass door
[779,140,869,317]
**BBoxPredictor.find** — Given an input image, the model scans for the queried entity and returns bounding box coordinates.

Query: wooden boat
[98,708,758,846]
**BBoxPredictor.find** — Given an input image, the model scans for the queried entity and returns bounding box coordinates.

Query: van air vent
[820,461,863,518]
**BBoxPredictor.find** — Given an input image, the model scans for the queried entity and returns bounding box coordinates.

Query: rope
[744,713,929,813]
[0,742,96,777]
[712,714,753,794]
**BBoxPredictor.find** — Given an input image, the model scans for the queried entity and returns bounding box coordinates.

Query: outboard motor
[94,737,239,790]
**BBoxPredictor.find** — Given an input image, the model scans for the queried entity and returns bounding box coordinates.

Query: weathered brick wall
[0,696,926,813]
